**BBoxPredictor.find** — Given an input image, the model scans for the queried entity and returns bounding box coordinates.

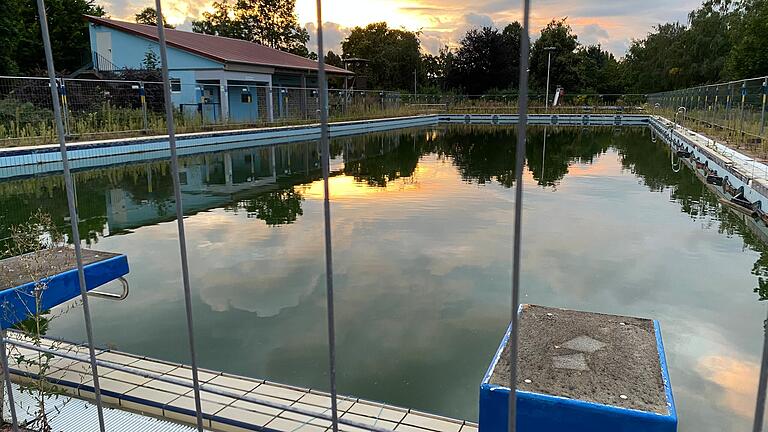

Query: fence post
[140,81,149,133]
[266,86,275,122]
[59,78,70,136]
[761,78,767,136]
[740,81,747,144]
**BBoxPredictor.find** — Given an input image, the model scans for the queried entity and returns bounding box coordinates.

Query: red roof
[86,16,353,76]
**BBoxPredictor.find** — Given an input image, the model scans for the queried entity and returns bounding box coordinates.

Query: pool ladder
[88,277,130,301]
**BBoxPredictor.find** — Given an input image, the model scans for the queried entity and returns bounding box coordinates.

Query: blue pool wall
[0,255,129,329]
[0,114,650,180]
[478,319,677,432]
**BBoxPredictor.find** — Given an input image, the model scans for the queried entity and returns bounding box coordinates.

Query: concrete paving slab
[489,304,667,414]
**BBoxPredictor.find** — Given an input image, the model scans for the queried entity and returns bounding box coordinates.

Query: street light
[544,46,556,111]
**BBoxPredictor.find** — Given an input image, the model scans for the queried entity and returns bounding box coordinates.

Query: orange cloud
[696,355,759,418]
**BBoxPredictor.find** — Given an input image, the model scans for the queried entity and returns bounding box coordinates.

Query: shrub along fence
[0,75,648,146]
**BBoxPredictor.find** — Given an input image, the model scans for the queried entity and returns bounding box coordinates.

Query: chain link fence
[648,76,768,155]
[0,75,648,146]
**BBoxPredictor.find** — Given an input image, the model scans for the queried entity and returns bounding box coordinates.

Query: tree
[576,45,622,94]
[341,22,421,90]
[622,23,688,92]
[725,0,768,79]
[447,23,522,94]
[325,50,343,68]
[135,7,175,28]
[141,48,161,70]
[192,0,310,57]
[0,0,24,75]
[5,0,106,74]
[529,18,580,94]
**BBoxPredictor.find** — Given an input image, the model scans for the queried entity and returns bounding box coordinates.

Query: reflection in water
[0,126,766,431]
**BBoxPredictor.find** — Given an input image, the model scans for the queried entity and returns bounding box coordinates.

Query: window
[170,78,181,93]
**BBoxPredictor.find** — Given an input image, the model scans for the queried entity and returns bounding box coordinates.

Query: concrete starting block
[480,304,677,432]
[0,247,129,328]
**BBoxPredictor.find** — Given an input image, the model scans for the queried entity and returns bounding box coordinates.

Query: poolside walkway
[4,333,477,432]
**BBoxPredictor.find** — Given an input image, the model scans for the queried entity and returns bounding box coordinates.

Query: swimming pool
[0,125,763,432]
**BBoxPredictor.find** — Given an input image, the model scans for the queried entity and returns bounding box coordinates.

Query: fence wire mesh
[649,76,768,154]
[1,75,648,146]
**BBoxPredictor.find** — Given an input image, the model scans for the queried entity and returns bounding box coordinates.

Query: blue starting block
[0,248,129,329]
[480,304,677,432]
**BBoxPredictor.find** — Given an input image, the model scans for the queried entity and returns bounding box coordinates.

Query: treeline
[2,0,766,95]
[0,0,105,75]
[333,0,767,94]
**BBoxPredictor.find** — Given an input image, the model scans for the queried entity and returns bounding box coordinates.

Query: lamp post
[544,46,556,111]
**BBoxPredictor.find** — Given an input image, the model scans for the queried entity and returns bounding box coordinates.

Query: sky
[101,0,704,57]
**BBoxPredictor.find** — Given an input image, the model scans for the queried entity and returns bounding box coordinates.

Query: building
[85,16,353,123]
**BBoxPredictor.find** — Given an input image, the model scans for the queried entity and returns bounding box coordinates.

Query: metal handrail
[2,337,395,432]
[87,277,129,301]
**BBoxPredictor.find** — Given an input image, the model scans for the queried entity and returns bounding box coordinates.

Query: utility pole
[544,46,556,111]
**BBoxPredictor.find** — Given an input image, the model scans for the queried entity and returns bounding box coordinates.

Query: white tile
[185,388,241,406]
[121,399,164,417]
[216,405,274,427]
[166,395,226,416]
[144,378,192,396]
[104,369,152,386]
[124,385,179,405]
[97,377,139,395]
[338,412,398,432]
[255,383,306,401]
[208,374,259,392]
[266,416,326,432]
[299,393,355,412]
[167,366,219,382]
[130,358,178,374]
[230,396,285,416]
[346,402,406,423]
[97,351,141,365]
[401,413,462,432]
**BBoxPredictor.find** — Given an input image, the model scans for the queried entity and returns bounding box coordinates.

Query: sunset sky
[101,0,704,57]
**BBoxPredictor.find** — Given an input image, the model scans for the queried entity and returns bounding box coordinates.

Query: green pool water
[0,125,765,431]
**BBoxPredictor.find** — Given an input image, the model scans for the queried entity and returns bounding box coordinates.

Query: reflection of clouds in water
[696,355,758,418]
[197,259,322,316]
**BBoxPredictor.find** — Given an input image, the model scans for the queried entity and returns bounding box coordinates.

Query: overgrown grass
[655,107,767,158]
[0,98,648,148]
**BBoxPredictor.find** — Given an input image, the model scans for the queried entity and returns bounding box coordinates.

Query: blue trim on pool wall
[478,316,677,432]
[0,255,129,329]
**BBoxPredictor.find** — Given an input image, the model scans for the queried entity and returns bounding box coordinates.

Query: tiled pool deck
[5,332,477,432]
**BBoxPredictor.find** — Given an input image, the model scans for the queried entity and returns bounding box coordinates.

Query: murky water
[1,126,766,431]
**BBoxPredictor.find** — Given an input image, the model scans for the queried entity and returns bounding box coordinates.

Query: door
[95,32,112,69]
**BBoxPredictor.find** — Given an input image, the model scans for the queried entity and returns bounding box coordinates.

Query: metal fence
[0,74,648,146]
[3,0,768,430]
[648,76,768,150]
[0,0,533,431]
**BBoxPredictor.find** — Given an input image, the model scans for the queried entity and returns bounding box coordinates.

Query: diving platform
[0,247,129,328]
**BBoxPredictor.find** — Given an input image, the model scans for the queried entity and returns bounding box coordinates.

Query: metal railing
[0,73,648,146]
[648,76,768,153]
[2,0,767,431]
[0,0,533,431]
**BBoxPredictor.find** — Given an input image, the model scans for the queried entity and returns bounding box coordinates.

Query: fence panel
[1,75,651,146]
[648,76,768,152]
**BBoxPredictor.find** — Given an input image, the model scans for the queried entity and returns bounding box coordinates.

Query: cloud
[305,21,349,55]
[103,0,705,57]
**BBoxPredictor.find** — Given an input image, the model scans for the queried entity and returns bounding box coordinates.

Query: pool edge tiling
[0,114,650,177]
[5,332,477,432]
